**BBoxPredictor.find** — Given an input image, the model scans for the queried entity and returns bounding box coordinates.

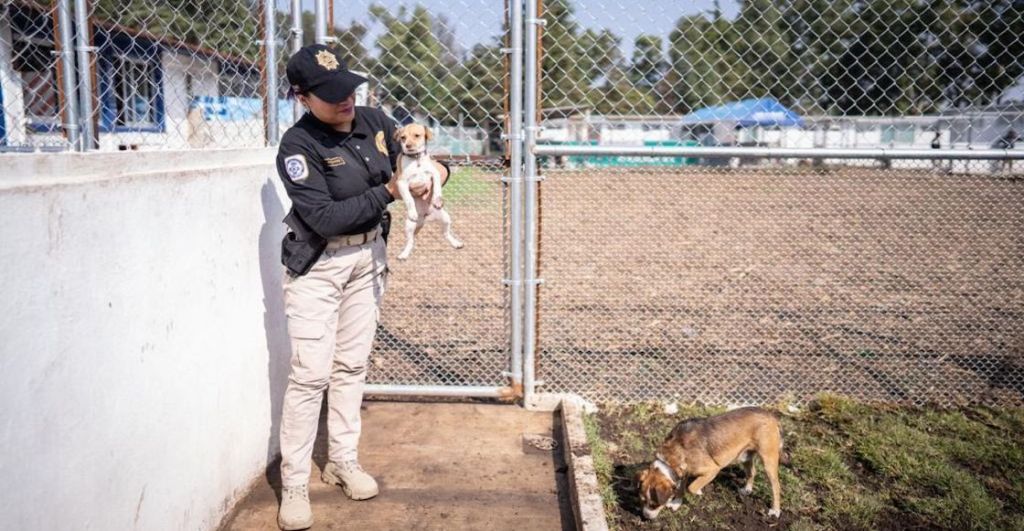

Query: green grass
[442,166,495,205]
[586,396,1024,530]
[584,412,620,523]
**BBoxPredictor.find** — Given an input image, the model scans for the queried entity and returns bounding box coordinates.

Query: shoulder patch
[284,154,309,182]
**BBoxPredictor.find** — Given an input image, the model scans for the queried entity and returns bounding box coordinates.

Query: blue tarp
[680,98,804,128]
[191,96,294,123]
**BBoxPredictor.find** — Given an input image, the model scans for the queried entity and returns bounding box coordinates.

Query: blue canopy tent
[680,98,804,128]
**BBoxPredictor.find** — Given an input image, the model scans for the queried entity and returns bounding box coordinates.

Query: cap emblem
[316,50,339,71]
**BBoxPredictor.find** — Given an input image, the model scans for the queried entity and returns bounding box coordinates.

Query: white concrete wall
[0,148,291,531]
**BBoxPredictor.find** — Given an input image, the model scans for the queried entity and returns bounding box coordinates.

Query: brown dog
[638,407,784,519]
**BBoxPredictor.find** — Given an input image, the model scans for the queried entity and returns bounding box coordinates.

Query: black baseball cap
[286,44,367,103]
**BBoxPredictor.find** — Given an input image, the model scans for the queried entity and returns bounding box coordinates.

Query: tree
[540,0,624,111]
[734,0,793,105]
[665,12,749,113]
[455,40,506,126]
[629,35,667,88]
[96,0,260,60]
[369,4,458,124]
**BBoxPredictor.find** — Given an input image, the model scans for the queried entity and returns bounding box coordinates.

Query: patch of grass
[442,166,495,205]
[583,412,619,525]
[590,396,1024,530]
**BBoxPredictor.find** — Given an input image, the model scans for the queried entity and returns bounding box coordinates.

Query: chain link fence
[0,0,514,153]
[529,0,1024,406]
[1,0,283,150]
[537,0,1024,154]
[3,0,1023,406]
[326,0,517,392]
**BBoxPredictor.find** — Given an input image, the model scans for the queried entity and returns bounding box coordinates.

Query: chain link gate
[317,0,522,398]
[522,0,1024,407]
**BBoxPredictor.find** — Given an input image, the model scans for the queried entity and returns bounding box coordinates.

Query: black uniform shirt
[276,107,400,237]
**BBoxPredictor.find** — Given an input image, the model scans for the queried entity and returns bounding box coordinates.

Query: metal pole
[263,0,279,145]
[55,0,80,150]
[506,0,525,394]
[314,0,328,44]
[364,384,514,399]
[73,0,96,150]
[522,0,541,404]
[290,0,303,121]
[531,145,1024,160]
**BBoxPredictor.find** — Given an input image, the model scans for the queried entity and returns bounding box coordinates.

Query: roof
[681,98,804,127]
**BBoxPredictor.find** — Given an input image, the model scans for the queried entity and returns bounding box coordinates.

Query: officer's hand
[385,178,400,199]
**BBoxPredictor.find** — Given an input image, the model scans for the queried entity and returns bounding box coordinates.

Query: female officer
[274,44,447,530]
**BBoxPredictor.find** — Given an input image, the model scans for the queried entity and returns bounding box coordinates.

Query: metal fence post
[55,0,81,150]
[506,0,525,395]
[290,0,303,121]
[73,0,96,150]
[315,0,328,45]
[263,0,279,145]
[522,0,541,404]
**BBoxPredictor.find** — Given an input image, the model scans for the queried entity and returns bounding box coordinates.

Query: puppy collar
[403,147,427,157]
[653,455,680,486]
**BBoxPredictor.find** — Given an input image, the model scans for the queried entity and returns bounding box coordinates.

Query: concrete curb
[560,397,610,531]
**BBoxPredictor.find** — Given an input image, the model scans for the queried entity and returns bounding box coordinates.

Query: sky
[281,0,740,57]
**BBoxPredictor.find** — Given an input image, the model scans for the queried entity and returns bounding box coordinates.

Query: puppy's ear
[393,127,404,142]
[424,127,433,140]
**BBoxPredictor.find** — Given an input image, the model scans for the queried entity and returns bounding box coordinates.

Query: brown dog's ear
[393,127,404,143]
[653,483,672,507]
[424,127,433,141]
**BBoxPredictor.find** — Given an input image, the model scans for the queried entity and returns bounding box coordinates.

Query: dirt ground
[368,164,1024,406]
[534,166,1024,406]
[219,402,574,530]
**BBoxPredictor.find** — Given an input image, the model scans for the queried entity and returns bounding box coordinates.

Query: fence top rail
[532,145,1024,160]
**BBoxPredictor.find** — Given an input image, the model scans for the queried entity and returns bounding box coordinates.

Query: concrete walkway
[220,402,573,531]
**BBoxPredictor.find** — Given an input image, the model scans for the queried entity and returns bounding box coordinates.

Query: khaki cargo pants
[279,231,387,488]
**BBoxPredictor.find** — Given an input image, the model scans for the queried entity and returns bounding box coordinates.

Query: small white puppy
[394,123,464,260]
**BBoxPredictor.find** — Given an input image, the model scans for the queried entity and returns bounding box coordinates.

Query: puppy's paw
[767,508,781,518]
[431,197,444,209]
[667,498,683,512]
[694,488,704,496]
[451,240,464,249]
[738,486,753,496]
[407,212,419,222]
[397,251,411,261]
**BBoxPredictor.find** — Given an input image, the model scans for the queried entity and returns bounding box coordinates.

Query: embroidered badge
[316,50,339,71]
[284,154,309,181]
[375,131,388,155]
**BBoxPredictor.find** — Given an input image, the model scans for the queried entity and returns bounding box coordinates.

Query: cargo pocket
[287,318,328,377]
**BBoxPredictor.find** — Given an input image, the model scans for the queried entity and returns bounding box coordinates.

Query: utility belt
[281,210,391,277]
[324,225,382,251]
